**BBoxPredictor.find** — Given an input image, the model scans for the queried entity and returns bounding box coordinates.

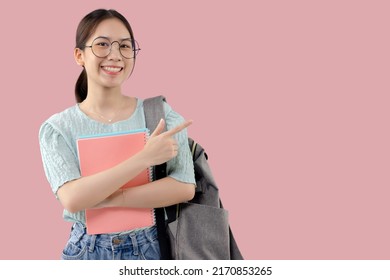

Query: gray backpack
[144,96,243,260]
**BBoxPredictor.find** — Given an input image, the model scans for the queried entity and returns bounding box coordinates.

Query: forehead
[90,18,130,40]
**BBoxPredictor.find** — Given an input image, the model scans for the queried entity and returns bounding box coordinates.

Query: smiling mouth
[101,66,123,73]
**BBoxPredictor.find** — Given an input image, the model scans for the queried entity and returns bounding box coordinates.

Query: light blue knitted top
[39,98,195,225]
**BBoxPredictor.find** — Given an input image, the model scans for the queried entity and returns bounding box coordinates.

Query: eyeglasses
[85,37,141,59]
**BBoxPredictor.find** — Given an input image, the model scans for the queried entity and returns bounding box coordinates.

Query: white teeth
[102,66,122,72]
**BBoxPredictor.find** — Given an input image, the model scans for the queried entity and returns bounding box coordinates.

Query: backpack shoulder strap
[143,95,173,260]
[143,95,166,135]
[143,95,168,181]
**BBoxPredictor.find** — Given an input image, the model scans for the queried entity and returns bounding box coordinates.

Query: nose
[107,41,122,60]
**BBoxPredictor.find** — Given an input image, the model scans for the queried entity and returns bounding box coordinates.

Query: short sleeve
[163,102,196,185]
[39,122,81,197]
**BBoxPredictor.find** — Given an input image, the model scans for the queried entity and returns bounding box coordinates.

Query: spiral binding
[144,130,156,226]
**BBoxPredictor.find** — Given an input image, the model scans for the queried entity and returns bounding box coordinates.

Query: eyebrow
[94,36,132,41]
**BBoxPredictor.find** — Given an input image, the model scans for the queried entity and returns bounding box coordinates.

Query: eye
[96,42,110,47]
[120,41,132,49]
[92,38,111,48]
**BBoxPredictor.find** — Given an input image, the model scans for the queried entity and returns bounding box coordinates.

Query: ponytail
[75,68,87,102]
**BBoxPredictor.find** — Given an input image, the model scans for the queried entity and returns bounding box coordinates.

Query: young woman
[39,9,196,260]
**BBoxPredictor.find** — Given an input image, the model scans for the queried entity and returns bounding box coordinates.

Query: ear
[74,48,85,67]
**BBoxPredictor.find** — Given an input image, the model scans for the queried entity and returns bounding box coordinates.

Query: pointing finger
[163,120,193,137]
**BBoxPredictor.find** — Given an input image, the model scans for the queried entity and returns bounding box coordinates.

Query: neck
[83,84,124,111]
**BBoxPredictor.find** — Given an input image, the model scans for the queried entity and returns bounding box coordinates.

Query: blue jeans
[61,223,160,260]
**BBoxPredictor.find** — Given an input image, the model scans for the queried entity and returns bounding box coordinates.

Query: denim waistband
[70,222,158,252]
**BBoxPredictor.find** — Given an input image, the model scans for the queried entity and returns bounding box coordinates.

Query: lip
[101,65,124,75]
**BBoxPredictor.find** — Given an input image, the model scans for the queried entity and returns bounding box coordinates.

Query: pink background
[1,0,389,259]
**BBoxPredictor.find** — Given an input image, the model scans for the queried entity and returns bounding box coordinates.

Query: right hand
[143,118,192,166]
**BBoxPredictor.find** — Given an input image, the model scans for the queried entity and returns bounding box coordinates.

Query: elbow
[57,187,84,214]
[60,197,83,214]
[65,204,82,214]
[183,183,196,201]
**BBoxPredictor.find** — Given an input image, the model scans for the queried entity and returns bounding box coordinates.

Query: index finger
[163,120,193,137]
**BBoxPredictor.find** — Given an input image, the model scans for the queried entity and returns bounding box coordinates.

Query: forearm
[58,151,150,213]
[97,177,195,209]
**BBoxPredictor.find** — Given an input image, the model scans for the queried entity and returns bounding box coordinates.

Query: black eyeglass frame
[84,36,141,59]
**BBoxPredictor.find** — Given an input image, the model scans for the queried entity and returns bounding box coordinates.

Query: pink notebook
[77,129,154,234]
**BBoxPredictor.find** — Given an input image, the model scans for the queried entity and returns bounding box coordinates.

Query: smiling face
[74,18,135,91]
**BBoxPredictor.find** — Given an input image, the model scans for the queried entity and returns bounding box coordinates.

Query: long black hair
[74,9,136,102]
